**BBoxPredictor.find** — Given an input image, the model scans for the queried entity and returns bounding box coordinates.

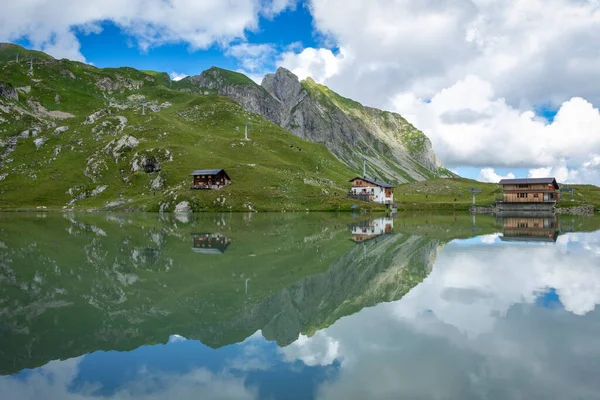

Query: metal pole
[29,59,33,73]
[142,103,145,115]
[244,124,248,140]
[363,158,366,177]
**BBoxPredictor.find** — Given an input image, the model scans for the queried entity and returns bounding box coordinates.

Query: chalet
[498,177,560,203]
[191,233,231,254]
[190,169,231,190]
[500,217,560,242]
[350,217,393,243]
[348,176,395,204]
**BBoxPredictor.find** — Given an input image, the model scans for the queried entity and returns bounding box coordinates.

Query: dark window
[518,184,529,188]
[533,193,539,198]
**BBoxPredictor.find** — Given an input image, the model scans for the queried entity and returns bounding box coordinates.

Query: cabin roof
[498,177,558,188]
[349,176,395,188]
[190,169,226,176]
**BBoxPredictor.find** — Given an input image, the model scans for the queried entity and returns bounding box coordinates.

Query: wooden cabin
[348,176,394,204]
[498,177,560,203]
[500,217,560,242]
[191,233,231,254]
[190,169,231,190]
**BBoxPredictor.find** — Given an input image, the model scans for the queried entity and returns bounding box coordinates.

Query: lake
[1,212,599,399]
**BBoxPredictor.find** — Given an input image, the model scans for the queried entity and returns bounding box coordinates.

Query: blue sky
[16,4,320,81]
[5,0,599,184]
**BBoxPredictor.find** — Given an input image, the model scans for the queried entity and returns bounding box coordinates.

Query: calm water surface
[1,212,600,399]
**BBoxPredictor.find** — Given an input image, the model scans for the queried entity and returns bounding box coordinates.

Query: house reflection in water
[500,217,561,243]
[350,217,394,243]
[191,233,231,254]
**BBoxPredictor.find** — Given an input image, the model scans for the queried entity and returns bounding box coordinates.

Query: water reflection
[191,233,232,254]
[349,217,393,243]
[0,212,599,399]
[500,216,561,242]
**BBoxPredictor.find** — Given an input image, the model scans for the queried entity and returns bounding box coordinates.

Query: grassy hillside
[0,44,385,212]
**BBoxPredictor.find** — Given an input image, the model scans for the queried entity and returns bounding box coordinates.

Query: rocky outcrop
[188,67,282,124]
[186,67,447,183]
[0,81,18,100]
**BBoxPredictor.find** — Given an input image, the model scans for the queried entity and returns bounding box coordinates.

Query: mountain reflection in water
[0,212,599,399]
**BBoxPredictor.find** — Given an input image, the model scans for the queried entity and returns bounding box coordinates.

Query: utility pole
[363,158,367,178]
[468,187,482,205]
[142,103,145,115]
[29,59,33,74]
[16,53,19,63]
[244,123,249,140]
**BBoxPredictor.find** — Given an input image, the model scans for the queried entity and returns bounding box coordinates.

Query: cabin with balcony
[498,177,560,203]
[190,169,231,190]
[348,176,394,204]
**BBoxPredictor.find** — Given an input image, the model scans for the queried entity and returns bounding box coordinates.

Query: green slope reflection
[0,212,484,375]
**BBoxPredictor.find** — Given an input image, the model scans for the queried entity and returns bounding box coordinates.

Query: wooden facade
[498,178,560,203]
[190,169,231,190]
[501,217,560,242]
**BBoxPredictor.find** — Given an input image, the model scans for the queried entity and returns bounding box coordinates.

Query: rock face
[186,67,449,182]
[188,68,281,124]
[0,81,18,100]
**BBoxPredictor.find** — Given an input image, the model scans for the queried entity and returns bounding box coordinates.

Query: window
[518,184,529,188]
[517,193,528,198]
[533,193,539,198]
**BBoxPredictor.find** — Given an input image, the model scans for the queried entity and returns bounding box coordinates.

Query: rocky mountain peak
[185,66,450,182]
[261,67,302,104]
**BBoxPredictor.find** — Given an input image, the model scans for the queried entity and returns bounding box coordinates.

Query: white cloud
[281,229,600,399]
[0,356,258,400]
[277,0,600,182]
[169,72,188,81]
[225,43,276,72]
[0,0,292,61]
[394,231,600,337]
[280,332,340,366]
[390,78,600,183]
[477,168,515,183]
[278,47,348,83]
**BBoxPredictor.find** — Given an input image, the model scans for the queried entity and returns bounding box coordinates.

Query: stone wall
[556,205,595,216]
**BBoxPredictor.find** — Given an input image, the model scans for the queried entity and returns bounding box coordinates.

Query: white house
[348,176,395,204]
[350,217,394,243]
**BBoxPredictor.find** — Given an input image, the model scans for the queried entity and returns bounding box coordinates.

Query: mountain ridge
[184,66,451,183]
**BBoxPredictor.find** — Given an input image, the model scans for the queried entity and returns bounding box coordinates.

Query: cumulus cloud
[0,356,258,400]
[280,229,600,399]
[478,168,515,183]
[225,43,276,72]
[280,332,340,366]
[276,0,600,182]
[394,231,600,336]
[391,77,600,183]
[278,47,348,83]
[0,0,292,61]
